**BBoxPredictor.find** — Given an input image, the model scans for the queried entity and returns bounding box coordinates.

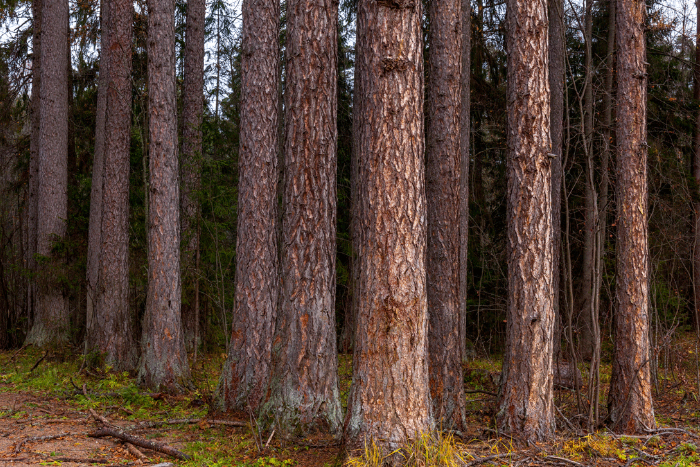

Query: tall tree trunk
[180,0,205,352]
[426,0,465,431]
[343,0,431,454]
[548,0,563,358]
[217,0,280,413]
[497,0,555,443]
[265,0,341,434]
[27,0,42,335]
[25,0,70,348]
[86,0,136,370]
[86,0,109,346]
[693,0,700,327]
[138,0,192,392]
[608,0,655,434]
[459,0,471,365]
[579,0,597,361]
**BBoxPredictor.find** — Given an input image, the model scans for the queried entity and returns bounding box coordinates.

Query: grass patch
[346,431,466,467]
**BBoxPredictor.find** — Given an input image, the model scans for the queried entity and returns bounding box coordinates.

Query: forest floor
[0,336,699,467]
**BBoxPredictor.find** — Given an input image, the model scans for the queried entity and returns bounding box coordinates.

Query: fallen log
[89,426,191,461]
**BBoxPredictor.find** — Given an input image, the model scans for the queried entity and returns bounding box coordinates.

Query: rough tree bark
[426,0,466,431]
[497,0,555,443]
[217,0,279,413]
[343,0,431,454]
[180,0,205,352]
[25,0,70,348]
[549,0,563,358]
[138,0,192,392]
[86,0,136,370]
[693,0,700,327]
[264,0,342,435]
[608,0,656,434]
[26,0,42,333]
[87,0,110,342]
[459,0,471,365]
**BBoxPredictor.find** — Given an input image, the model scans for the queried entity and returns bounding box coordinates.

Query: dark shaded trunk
[343,0,431,454]
[693,0,700,327]
[86,0,136,370]
[579,0,597,361]
[26,0,42,336]
[180,0,205,352]
[459,0,471,365]
[426,0,465,431]
[87,0,110,343]
[265,0,341,434]
[608,0,655,434]
[138,0,192,392]
[548,0,563,357]
[25,0,70,348]
[217,0,280,413]
[497,0,555,443]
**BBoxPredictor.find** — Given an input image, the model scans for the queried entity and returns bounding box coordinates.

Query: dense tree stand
[343,0,432,455]
[217,0,280,413]
[497,0,555,443]
[608,0,656,434]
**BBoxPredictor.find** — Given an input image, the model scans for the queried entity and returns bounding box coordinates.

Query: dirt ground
[1,341,700,466]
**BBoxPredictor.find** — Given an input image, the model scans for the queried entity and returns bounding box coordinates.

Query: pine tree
[217,0,280,412]
[426,0,466,431]
[265,0,342,434]
[608,0,656,434]
[25,0,70,348]
[344,0,431,454]
[497,0,555,442]
[138,0,192,392]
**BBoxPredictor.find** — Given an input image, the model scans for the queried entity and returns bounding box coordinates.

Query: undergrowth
[345,431,467,467]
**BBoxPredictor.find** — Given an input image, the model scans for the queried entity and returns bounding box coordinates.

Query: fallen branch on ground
[125,441,148,460]
[89,426,191,460]
[14,432,71,454]
[464,389,498,397]
[28,350,48,373]
[139,418,246,428]
[464,452,514,466]
[544,455,586,467]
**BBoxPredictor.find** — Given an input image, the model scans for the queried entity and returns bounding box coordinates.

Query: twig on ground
[644,427,700,439]
[464,452,514,466]
[9,344,28,362]
[14,432,72,454]
[28,350,48,373]
[139,418,247,428]
[555,405,581,436]
[90,408,112,426]
[51,457,112,464]
[545,455,586,467]
[89,426,191,461]
[265,428,275,448]
[465,389,498,397]
[83,384,95,403]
